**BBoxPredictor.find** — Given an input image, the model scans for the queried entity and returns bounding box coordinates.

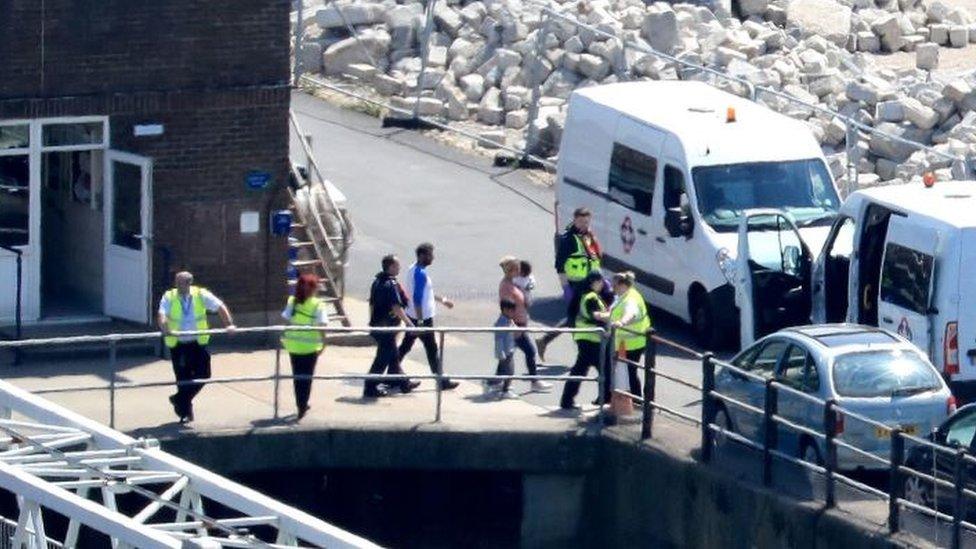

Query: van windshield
[692,159,840,232]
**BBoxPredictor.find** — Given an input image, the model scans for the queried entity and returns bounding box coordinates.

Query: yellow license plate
[875,425,917,438]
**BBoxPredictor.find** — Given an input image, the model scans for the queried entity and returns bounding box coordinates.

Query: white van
[556,81,841,347]
[810,181,976,399]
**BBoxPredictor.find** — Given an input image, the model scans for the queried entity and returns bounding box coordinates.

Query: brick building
[0,0,291,326]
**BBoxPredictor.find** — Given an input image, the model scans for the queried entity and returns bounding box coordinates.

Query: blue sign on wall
[245,170,272,190]
[271,210,292,236]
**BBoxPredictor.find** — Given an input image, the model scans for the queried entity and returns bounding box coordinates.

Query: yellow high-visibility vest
[164,286,210,348]
[611,288,651,351]
[574,291,606,342]
[564,234,602,283]
[282,296,325,355]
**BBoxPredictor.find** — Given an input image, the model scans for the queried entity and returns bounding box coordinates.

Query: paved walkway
[3,299,602,439]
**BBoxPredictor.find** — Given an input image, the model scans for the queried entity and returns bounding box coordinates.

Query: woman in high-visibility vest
[281,274,329,420]
[560,271,609,410]
[596,271,651,401]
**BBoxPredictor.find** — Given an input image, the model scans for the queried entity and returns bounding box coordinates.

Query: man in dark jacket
[364,254,419,399]
[538,207,604,359]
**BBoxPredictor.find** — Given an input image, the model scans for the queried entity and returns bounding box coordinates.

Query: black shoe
[560,401,580,410]
[592,398,610,406]
[400,380,421,394]
[363,387,390,399]
[439,380,459,390]
[297,405,310,420]
[183,404,194,423]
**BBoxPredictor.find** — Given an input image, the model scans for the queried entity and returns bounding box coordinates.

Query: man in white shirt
[397,243,459,390]
[157,271,235,423]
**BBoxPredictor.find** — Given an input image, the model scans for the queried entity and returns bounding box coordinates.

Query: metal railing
[5,321,974,545]
[613,327,975,548]
[0,324,604,428]
[295,0,976,190]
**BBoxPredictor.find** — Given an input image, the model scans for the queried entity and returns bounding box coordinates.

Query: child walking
[487,300,519,399]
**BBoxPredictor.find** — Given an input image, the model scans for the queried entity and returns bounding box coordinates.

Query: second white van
[556,81,841,347]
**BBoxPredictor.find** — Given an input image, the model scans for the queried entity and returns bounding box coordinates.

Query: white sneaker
[531,380,553,393]
[482,380,499,396]
[499,390,519,400]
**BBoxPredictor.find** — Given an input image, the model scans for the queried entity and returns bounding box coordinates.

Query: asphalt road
[290,92,973,545]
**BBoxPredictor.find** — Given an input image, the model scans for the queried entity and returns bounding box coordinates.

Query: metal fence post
[413,0,438,119]
[823,399,838,509]
[762,380,778,486]
[435,330,445,423]
[700,352,716,463]
[888,428,904,533]
[108,339,118,429]
[952,447,966,549]
[523,11,551,158]
[597,328,607,413]
[641,329,656,440]
[273,346,282,420]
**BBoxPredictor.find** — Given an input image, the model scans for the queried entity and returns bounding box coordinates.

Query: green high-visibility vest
[164,286,210,348]
[574,291,606,342]
[282,296,325,355]
[611,287,651,351]
[563,234,602,283]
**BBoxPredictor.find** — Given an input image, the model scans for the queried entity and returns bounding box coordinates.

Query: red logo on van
[621,216,636,254]
[897,317,913,340]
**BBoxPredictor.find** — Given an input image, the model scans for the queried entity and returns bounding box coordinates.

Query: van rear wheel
[691,291,723,350]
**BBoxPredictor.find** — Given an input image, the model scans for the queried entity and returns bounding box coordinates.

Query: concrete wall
[157,426,928,549]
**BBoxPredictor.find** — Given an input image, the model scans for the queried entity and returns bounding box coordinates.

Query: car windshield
[832,350,943,398]
[692,159,840,232]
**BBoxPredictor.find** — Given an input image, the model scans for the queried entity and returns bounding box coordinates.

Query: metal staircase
[287,111,353,327]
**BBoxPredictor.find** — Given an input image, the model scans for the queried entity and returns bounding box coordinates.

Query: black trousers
[561,339,603,407]
[289,352,318,410]
[366,333,409,394]
[398,318,441,375]
[605,348,643,401]
[170,342,211,413]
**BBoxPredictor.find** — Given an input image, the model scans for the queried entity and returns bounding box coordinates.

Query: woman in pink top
[499,257,552,393]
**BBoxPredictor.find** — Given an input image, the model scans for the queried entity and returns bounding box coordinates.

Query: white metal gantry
[0,379,379,549]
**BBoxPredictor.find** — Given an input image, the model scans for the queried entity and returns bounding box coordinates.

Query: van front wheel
[691,291,722,350]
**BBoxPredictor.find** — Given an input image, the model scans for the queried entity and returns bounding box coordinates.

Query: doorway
[0,117,154,325]
[856,204,895,326]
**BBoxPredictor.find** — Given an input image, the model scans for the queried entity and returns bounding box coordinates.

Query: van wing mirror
[665,207,693,239]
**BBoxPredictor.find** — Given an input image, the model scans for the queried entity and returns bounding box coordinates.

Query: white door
[103,151,152,323]
[877,216,938,354]
[734,210,811,349]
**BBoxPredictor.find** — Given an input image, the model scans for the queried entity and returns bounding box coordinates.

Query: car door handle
[637,228,648,236]
[882,316,894,324]
[655,236,665,243]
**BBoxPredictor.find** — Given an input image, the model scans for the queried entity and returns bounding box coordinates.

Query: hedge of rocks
[299,0,976,187]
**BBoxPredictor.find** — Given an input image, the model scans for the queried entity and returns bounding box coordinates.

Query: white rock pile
[300,0,976,187]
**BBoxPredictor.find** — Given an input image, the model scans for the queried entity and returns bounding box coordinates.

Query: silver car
[714,324,954,470]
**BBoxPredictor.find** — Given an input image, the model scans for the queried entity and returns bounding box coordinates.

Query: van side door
[811,216,855,324]
[601,116,664,289]
[877,216,939,356]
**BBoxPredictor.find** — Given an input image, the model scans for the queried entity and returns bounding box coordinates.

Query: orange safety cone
[610,344,635,418]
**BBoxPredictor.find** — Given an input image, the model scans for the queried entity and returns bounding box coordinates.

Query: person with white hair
[157,271,235,423]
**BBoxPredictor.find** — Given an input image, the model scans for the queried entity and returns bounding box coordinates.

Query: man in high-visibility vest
[157,271,235,423]
[538,207,604,359]
[560,271,608,410]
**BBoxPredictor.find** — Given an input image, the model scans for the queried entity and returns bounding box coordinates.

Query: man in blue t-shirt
[397,243,459,390]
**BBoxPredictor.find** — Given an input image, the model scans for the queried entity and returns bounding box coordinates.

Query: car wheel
[800,438,823,466]
[691,291,721,350]
[904,475,934,508]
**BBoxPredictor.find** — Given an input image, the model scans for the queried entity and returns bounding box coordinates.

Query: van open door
[734,210,813,348]
[811,217,855,324]
[877,216,938,355]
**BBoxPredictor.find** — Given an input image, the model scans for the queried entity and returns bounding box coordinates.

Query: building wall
[0,0,292,320]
